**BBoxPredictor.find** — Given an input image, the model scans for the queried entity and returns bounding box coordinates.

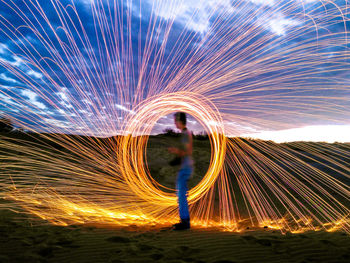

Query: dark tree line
[162,128,208,140]
[162,128,181,137]
[0,117,13,132]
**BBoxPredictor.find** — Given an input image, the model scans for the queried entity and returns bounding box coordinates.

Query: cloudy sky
[0,0,349,142]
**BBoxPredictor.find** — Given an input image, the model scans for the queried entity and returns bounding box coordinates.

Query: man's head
[174,112,186,130]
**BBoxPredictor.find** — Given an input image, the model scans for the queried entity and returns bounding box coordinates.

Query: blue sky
[0,0,349,141]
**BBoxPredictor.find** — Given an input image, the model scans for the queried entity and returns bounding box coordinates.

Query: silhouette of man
[168,112,193,230]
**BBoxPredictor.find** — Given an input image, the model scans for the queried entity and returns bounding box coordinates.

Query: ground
[1,208,350,263]
[1,133,350,262]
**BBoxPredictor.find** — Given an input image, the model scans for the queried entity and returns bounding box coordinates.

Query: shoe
[173,218,190,230]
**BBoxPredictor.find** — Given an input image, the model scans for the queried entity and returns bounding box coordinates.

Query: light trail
[118,91,226,204]
[0,0,349,234]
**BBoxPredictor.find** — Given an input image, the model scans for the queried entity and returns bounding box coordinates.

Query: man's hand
[168,147,180,155]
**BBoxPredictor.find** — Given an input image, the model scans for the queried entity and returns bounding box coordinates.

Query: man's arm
[168,147,186,156]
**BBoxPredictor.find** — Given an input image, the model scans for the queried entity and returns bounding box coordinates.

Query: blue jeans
[176,166,192,220]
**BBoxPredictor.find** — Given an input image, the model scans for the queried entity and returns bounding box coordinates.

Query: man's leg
[174,168,192,229]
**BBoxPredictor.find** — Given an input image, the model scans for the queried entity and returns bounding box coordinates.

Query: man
[168,112,194,230]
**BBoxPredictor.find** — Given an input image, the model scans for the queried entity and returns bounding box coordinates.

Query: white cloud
[27,70,43,79]
[115,103,135,114]
[82,99,93,105]
[43,118,73,129]
[0,84,15,90]
[21,89,47,110]
[115,104,128,111]
[145,0,233,34]
[78,0,97,7]
[0,93,17,105]
[302,0,318,3]
[56,91,68,102]
[56,108,76,117]
[224,120,260,135]
[3,56,26,67]
[187,119,197,124]
[266,16,300,36]
[0,43,8,54]
[55,87,73,109]
[0,93,23,112]
[144,0,302,36]
[243,125,350,143]
[0,56,44,80]
[58,109,65,114]
[248,0,274,6]
[0,73,18,83]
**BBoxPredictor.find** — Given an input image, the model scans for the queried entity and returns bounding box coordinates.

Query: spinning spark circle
[119,91,226,205]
